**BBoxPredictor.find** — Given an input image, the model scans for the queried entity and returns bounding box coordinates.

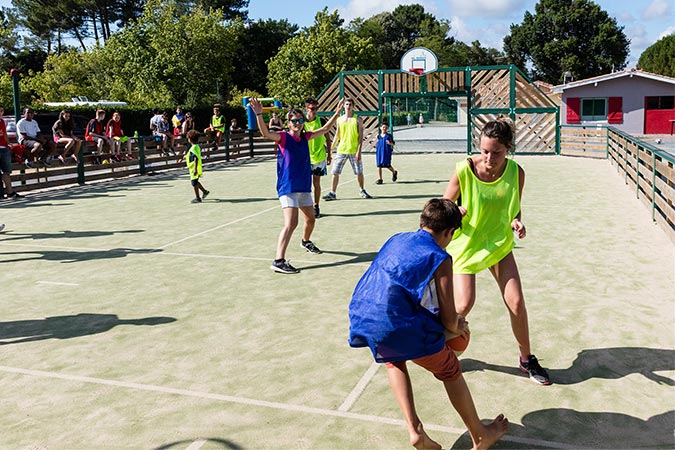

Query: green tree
[29,0,243,107]
[231,19,298,95]
[504,0,629,84]
[267,9,379,106]
[638,34,675,77]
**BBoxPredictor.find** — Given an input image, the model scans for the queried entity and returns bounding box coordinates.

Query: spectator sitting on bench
[0,104,21,199]
[52,110,82,164]
[106,111,132,160]
[151,112,175,156]
[17,108,55,168]
[86,109,114,162]
[204,106,226,150]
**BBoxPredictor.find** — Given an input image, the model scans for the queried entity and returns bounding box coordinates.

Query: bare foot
[410,423,442,450]
[474,414,508,450]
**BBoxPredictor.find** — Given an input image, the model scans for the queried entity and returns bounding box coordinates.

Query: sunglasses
[289,118,305,125]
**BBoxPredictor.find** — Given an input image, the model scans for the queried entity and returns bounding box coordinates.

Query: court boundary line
[0,242,370,267]
[338,362,380,412]
[0,365,576,449]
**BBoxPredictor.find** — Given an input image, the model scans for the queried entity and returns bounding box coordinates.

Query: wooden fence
[9,131,277,193]
[606,128,675,243]
[559,125,607,158]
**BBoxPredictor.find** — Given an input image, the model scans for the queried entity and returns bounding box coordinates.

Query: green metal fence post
[466,67,472,155]
[138,137,146,175]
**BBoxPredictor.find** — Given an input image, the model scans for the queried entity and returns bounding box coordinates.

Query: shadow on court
[300,250,378,271]
[0,313,176,345]
[450,409,675,449]
[153,438,243,450]
[323,208,420,218]
[462,347,675,385]
[0,229,144,242]
[206,197,277,203]
[0,247,161,263]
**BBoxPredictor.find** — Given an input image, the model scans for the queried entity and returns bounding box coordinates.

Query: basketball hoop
[400,47,438,77]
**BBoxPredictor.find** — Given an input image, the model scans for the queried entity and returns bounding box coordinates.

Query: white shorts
[279,192,313,208]
[331,153,363,176]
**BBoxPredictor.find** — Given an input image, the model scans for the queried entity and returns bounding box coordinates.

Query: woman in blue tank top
[248,97,343,274]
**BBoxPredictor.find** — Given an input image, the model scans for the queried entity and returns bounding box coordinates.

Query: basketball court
[0,152,673,449]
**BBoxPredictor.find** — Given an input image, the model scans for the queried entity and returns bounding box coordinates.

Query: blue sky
[1,0,673,67]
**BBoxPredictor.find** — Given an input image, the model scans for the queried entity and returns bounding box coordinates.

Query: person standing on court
[248,97,343,274]
[443,117,551,385]
[323,97,372,201]
[303,97,332,218]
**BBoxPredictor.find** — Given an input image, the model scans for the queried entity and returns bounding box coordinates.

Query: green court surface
[1,153,673,450]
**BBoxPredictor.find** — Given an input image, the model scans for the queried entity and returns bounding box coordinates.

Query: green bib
[304,117,326,164]
[446,158,520,273]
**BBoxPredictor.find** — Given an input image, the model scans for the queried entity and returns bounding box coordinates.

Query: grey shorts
[279,192,313,208]
[331,153,363,176]
[0,147,11,174]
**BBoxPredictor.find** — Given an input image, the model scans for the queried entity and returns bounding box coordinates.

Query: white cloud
[446,0,527,19]
[658,26,675,39]
[338,0,438,24]
[642,0,672,20]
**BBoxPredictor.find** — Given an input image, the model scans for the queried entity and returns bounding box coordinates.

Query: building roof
[551,69,675,93]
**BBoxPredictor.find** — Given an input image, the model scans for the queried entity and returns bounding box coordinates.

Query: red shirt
[0,119,8,147]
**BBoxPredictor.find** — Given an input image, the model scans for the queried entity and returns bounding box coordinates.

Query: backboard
[400,47,438,76]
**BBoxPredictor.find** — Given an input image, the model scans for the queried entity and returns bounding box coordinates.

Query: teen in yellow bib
[443,118,551,386]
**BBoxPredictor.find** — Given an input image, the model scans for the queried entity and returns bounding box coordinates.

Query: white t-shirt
[16,118,41,143]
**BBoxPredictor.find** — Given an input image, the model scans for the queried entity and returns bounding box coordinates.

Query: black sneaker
[301,240,322,254]
[39,158,52,167]
[519,355,551,385]
[7,192,23,199]
[392,170,398,182]
[323,191,336,201]
[24,160,34,168]
[270,259,300,274]
[375,179,383,185]
[202,190,210,199]
[359,189,373,199]
[190,197,202,203]
[313,205,320,218]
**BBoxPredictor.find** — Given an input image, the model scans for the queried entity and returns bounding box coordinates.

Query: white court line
[0,365,576,449]
[185,439,207,450]
[158,205,280,249]
[37,281,80,287]
[157,178,358,249]
[338,362,380,412]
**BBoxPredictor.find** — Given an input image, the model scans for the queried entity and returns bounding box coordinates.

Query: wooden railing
[606,127,675,243]
[9,130,277,193]
[559,125,607,158]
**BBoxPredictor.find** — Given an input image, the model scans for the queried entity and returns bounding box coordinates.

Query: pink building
[552,69,675,135]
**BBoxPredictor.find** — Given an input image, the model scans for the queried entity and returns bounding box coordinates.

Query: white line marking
[37,281,80,286]
[159,205,279,249]
[0,365,576,449]
[185,439,207,450]
[338,362,380,412]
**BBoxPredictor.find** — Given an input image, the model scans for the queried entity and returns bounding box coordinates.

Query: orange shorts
[385,341,462,382]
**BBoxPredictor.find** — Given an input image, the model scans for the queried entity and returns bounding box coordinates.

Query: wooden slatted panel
[515,113,557,153]
[317,77,341,112]
[471,69,510,109]
[427,70,466,93]
[514,71,556,109]
[560,126,607,158]
[341,74,379,111]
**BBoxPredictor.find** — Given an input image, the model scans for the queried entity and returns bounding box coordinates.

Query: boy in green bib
[185,130,209,204]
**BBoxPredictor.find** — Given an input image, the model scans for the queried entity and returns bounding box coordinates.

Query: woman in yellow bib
[443,118,550,386]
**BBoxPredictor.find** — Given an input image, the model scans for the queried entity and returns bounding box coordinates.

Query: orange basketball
[445,330,471,356]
